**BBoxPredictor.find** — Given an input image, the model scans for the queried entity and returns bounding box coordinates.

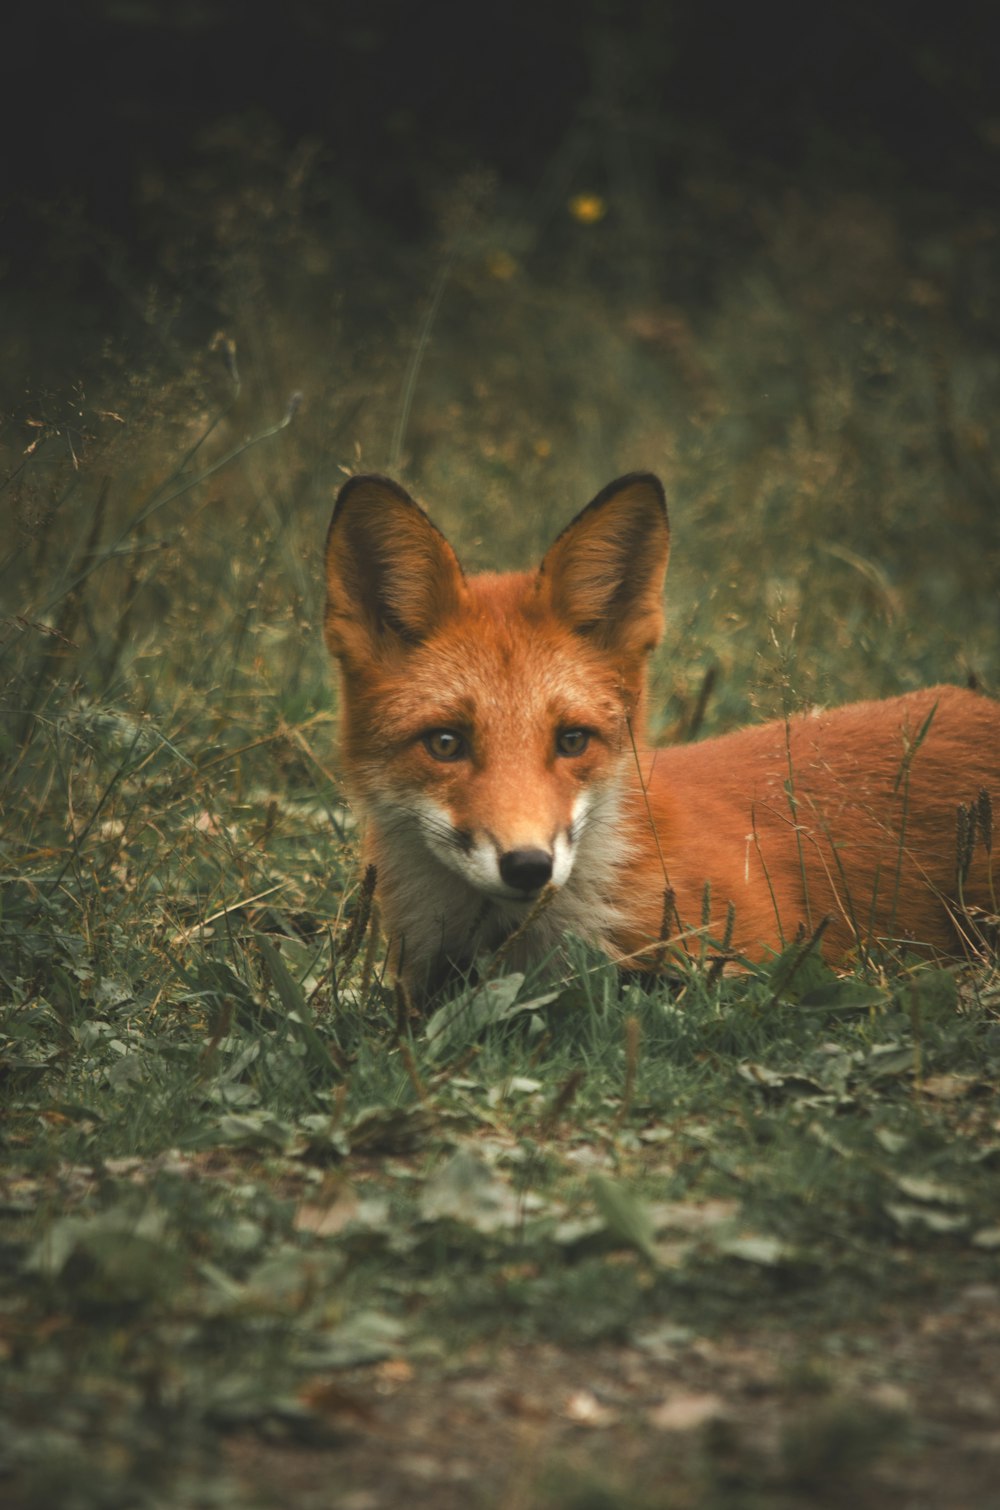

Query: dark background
[3,0,998,263]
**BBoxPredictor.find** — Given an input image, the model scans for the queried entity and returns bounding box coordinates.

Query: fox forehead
[361,580,628,742]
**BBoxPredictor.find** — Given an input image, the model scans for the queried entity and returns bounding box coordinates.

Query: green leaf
[258,934,339,1079]
[216,1111,295,1150]
[885,1202,969,1235]
[590,1174,659,1264]
[307,1310,406,1367]
[893,1173,966,1207]
[424,974,525,1050]
[420,1148,521,1233]
[899,968,959,1019]
[346,1102,437,1154]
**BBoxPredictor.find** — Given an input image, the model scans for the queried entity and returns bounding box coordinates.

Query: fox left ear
[324,475,465,667]
[539,473,670,657]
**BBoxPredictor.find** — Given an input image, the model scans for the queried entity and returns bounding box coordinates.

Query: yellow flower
[486,250,518,280]
[568,193,607,224]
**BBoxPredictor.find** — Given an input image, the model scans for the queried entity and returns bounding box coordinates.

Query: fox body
[324,473,999,1000]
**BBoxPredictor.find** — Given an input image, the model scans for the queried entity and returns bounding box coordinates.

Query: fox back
[324,473,999,999]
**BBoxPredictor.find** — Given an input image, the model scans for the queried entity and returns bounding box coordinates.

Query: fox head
[323,473,669,966]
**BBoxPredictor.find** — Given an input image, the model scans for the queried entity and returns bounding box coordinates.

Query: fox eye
[423,729,467,762]
[557,728,590,757]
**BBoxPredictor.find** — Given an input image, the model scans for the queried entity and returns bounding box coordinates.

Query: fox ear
[540,473,670,657]
[324,475,465,664]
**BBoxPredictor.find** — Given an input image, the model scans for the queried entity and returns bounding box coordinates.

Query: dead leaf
[648,1392,727,1431]
[649,1198,738,1235]
[715,1233,795,1266]
[294,1192,359,1236]
[919,1073,981,1100]
[563,1389,618,1427]
[497,1389,551,1423]
[297,1376,376,1426]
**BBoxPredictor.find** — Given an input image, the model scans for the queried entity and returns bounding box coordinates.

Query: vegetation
[2,125,999,1508]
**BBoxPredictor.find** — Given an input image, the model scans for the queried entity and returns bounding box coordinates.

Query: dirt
[227,1282,1000,1509]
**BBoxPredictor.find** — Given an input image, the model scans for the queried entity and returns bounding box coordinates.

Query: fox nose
[499,847,553,893]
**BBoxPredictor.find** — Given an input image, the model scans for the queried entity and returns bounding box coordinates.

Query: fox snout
[424,810,575,901]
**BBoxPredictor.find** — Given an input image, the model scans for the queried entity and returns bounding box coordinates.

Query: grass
[2,129,1000,1508]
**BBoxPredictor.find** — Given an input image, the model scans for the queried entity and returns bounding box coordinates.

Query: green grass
[1,136,999,1507]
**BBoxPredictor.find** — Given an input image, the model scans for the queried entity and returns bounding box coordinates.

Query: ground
[229,1300,1000,1509]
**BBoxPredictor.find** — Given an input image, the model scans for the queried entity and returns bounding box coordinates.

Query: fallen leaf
[421,1149,522,1232]
[649,1198,738,1235]
[715,1233,794,1266]
[649,1392,727,1431]
[297,1377,376,1426]
[346,1103,437,1154]
[563,1389,618,1427]
[308,1311,406,1367]
[590,1173,658,1263]
[863,1043,914,1080]
[885,1202,970,1235]
[497,1389,551,1423]
[376,1358,415,1384]
[739,1062,824,1094]
[893,1174,966,1206]
[919,1073,981,1100]
[294,1192,359,1236]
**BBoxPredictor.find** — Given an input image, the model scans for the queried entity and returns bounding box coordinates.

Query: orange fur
[324,473,999,999]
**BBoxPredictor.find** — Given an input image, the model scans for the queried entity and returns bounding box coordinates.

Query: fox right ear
[540,472,670,661]
[324,475,465,665]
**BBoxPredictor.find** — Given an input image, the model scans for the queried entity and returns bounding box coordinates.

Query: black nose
[499,848,553,893]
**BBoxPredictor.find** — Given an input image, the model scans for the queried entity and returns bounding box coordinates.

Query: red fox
[324,472,999,1000]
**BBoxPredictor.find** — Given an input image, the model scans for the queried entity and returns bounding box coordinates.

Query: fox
[323,471,999,1002]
